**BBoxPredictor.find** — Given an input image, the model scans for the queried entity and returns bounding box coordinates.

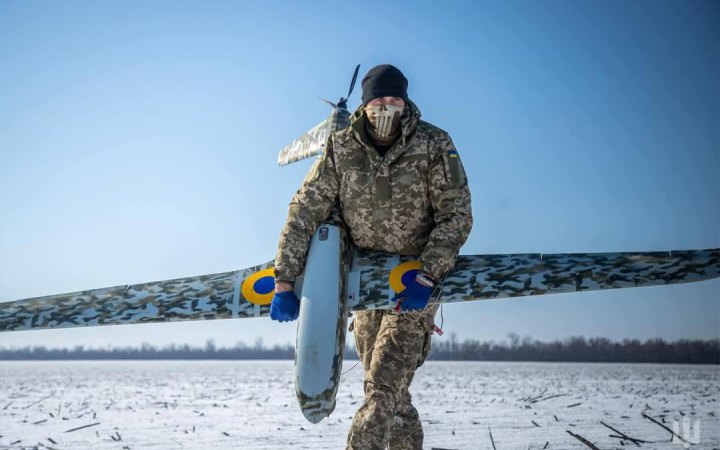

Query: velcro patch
[446,149,465,188]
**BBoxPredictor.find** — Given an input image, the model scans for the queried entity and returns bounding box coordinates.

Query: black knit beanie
[361,64,408,106]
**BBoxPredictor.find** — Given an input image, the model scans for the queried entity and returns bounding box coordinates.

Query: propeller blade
[346,64,360,100]
[319,97,337,108]
[337,64,361,110]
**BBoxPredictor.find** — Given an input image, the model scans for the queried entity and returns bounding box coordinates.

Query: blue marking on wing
[400,269,419,290]
[254,276,275,295]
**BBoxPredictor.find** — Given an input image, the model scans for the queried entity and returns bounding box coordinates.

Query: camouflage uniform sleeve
[274,137,340,282]
[420,132,473,280]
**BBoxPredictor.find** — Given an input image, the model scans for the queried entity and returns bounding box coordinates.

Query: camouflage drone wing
[348,248,720,311]
[277,108,351,166]
[0,260,278,332]
[277,118,330,166]
[5,248,717,332]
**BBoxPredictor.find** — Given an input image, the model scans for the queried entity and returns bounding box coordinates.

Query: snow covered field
[0,360,717,449]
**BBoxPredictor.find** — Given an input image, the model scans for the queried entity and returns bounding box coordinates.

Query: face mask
[365,104,404,138]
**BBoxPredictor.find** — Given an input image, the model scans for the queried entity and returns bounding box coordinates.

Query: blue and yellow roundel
[389,260,422,293]
[241,268,276,305]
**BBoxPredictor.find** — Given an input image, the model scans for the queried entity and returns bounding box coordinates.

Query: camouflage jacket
[275,100,473,282]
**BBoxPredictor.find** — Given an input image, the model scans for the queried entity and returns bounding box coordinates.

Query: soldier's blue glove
[392,271,436,311]
[270,291,300,322]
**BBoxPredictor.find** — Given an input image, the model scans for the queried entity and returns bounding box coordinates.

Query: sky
[0,0,718,350]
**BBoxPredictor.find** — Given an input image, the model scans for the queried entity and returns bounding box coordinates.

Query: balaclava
[361,65,409,139]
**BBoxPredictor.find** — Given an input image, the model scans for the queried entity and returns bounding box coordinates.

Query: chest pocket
[335,153,373,206]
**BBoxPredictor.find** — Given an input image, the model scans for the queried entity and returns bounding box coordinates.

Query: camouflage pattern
[277,107,351,166]
[349,247,720,310]
[275,100,474,282]
[0,260,273,332]
[2,248,718,333]
[346,306,438,450]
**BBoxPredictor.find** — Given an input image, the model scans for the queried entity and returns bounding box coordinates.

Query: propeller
[278,64,361,166]
[319,64,360,111]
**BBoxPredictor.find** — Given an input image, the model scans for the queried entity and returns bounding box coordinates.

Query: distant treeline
[430,333,719,364]
[1,334,717,364]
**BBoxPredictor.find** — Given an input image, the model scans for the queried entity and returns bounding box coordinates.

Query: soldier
[270,64,473,450]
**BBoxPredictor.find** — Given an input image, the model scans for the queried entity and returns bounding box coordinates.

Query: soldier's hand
[392,271,436,311]
[270,291,300,322]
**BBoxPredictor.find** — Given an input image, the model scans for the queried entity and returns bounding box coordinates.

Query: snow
[0,360,717,449]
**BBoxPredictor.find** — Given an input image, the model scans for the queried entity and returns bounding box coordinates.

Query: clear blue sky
[1,0,718,349]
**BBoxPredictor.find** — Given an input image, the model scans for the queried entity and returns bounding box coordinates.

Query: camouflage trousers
[345,304,438,450]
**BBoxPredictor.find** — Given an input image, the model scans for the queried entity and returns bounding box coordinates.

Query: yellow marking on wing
[241,268,276,306]
[389,260,422,293]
